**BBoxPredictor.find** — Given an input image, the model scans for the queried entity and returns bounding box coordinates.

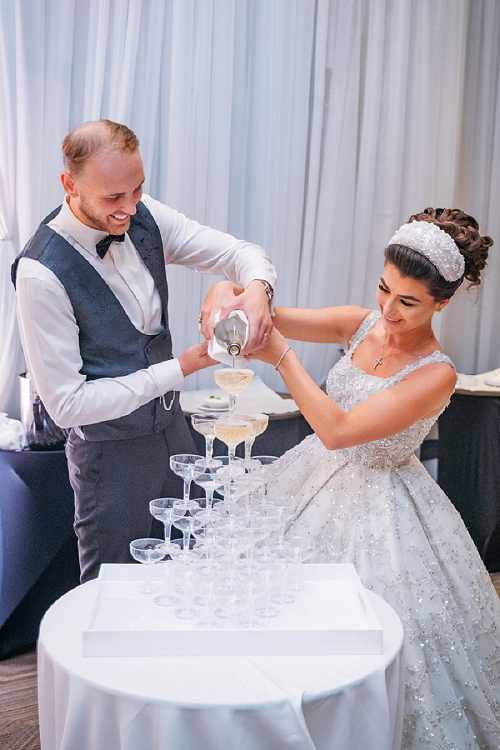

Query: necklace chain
[373,331,435,370]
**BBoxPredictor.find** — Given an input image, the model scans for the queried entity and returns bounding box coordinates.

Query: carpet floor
[1,573,499,750]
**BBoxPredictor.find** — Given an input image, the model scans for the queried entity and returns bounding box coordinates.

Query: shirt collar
[57,197,111,258]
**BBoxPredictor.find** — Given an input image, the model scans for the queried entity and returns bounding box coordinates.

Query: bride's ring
[198,315,203,324]
[263,332,270,337]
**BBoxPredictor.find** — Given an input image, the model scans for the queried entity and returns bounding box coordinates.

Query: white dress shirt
[16,194,276,430]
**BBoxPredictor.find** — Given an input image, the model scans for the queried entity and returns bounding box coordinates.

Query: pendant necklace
[373,331,435,370]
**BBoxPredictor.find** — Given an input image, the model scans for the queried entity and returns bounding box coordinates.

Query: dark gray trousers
[66,409,197,583]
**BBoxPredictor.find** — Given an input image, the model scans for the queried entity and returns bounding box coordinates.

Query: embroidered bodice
[325,311,454,469]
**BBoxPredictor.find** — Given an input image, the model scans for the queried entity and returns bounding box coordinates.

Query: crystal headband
[388,221,465,282]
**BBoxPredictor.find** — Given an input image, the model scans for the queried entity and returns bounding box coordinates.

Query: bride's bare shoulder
[403,357,457,418]
[335,306,375,346]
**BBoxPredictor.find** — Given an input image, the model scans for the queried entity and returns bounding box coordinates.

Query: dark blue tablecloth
[0,449,80,658]
[438,394,500,573]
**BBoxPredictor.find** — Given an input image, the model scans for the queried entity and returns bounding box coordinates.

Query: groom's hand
[200,280,273,352]
[199,281,240,342]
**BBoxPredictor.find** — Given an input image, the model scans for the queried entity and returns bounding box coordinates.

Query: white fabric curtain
[0,1,24,418]
[1,0,499,415]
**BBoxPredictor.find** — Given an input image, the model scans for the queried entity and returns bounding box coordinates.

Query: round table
[38,581,404,750]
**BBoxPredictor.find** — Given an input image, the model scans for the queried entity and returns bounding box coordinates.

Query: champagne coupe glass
[214,455,246,480]
[282,535,316,591]
[192,462,223,524]
[214,416,252,466]
[235,413,269,460]
[270,558,294,605]
[129,538,165,594]
[214,527,250,577]
[213,581,254,629]
[153,559,181,608]
[169,454,202,503]
[243,516,269,566]
[255,558,282,619]
[172,500,201,554]
[236,573,265,629]
[191,573,221,629]
[173,498,200,514]
[213,456,246,513]
[214,367,254,414]
[267,494,293,549]
[231,470,265,515]
[253,455,279,497]
[193,525,217,569]
[214,472,245,516]
[149,498,182,556]
[190,413,222,468]
[254,505,281,554]
[171,559,198,620]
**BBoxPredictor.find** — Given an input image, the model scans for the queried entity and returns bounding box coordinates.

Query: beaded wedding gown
[275,311,500,750]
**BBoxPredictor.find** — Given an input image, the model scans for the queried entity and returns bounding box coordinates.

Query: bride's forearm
[275,349,348,450]
[273,305,370,344]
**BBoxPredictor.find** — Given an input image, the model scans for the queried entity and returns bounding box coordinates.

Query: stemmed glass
[169,453,202,503]
[214,465,248,515]
[214,416,252,466]
[235,413,269,459]
[242,515,269,567]
[191,573,221,629]
[192,461,223,524]
[190,413,221,467]
[253,504,281,554]
[252,455,279,497]
[214,368,254,413]
[254,558,282,619]
[282,535,316,591]
[214,526,251,577]
[170,559,197,620]
[270,558,294,605]
[129,538,165,594]
[149,498,183,557]
[266,494,293,549]
[192,525,217,568]
[172,499,201,554]
[213,580,254,628]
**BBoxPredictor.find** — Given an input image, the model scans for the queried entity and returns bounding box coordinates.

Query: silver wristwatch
[257,279,274,304]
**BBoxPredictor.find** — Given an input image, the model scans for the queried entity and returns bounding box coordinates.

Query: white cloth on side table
[38,580,405,750]
[456,367,500,395]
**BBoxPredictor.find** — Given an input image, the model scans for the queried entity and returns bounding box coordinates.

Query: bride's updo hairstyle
[385,208,493,301]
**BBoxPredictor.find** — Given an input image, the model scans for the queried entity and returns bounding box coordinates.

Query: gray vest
[12,201,181,441]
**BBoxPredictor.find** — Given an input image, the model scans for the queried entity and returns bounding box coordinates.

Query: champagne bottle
[214,312,248,357]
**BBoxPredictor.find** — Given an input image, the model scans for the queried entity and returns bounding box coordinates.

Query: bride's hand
[247,327,289,366]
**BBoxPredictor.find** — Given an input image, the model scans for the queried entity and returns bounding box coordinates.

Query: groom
[13,119,276,581]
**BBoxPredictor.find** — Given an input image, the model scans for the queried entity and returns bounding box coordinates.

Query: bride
[247,208,500,749]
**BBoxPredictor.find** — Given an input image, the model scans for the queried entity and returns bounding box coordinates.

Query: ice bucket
[19,372,69,450]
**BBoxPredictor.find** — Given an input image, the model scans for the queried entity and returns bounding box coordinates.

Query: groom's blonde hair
[62,120,139,176]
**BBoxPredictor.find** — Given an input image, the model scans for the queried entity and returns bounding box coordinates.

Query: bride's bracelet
[275,346,292,371]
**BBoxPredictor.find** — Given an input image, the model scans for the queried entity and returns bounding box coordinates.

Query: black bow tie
[95,233,125,259]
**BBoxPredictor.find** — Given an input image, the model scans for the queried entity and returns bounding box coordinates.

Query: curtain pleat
[1,0,499,413]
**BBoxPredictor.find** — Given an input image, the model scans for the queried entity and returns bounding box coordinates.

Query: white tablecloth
[180,375,300,416]
[38,581,404,750]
